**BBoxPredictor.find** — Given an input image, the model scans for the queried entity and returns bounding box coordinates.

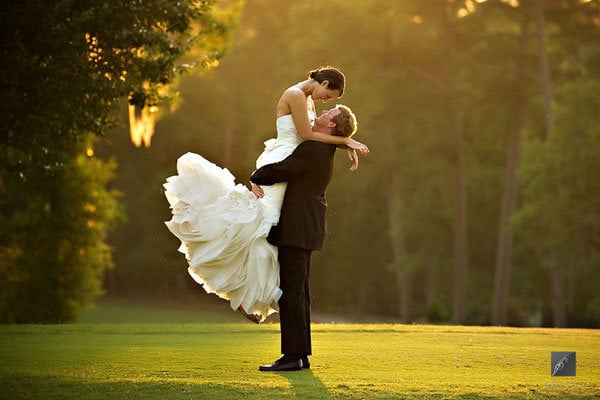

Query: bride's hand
[251,183,264,199]
[347,148,359,172]
[345,138,369,156]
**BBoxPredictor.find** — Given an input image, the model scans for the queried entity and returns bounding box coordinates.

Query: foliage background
[2,0,599,327]
[0,0,235,322]
[101,0,600,327]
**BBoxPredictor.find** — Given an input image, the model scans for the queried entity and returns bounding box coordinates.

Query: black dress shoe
[259,358,303,372]
[301,356,310,369]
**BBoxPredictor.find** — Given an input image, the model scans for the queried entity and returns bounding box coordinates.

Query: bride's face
[313,81,341,103]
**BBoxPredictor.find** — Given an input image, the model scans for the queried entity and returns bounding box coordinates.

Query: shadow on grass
[0,375,288,400]
[277,369,330,399]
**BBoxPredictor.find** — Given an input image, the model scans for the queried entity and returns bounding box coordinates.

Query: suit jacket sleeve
[251,140,335,251]
[250,140,326,185]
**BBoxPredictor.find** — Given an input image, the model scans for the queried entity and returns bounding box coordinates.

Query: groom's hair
[331,104,357,138]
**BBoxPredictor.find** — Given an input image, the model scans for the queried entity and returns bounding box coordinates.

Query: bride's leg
[237,306,261,324]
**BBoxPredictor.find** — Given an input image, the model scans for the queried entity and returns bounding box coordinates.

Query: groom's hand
[251,183,265,198]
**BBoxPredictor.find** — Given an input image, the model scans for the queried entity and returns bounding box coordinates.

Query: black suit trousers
[278,245,312,358]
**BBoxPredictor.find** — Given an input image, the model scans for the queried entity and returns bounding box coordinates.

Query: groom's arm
[250,141,325,186]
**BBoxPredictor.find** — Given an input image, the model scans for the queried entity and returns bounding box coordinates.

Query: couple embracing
[164,66,368,371]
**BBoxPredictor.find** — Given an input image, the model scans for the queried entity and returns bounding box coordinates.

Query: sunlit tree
[0,0,234,322]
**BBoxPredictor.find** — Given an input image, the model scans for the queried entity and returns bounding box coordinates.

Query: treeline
[104,0,600,328]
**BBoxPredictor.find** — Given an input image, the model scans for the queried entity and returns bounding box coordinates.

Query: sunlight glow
[204,58,220,68]
[455,0,482,19]
[244,28,257,39]
[84,32,178,148]
[85,33,102,64]
[86,147,94,157]
[500,0,519,7]
[134,47,146,58]
[411,15,424,24]
[129,104,157,148]
[155,21,168,32]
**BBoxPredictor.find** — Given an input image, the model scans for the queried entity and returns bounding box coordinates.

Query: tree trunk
[388,177,412,323]
[452,103,468,325]
[491,17,531,326]
[439,2,469,326]
[548,258,568,327]
[535,0,566,327]
[425,253,437,311]
[534,0,554,140]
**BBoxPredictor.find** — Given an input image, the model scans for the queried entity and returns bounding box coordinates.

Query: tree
[515,79,600,327]
[491,3,533,326]
[485,0,600,326]
[513,0,600,327]
[0,0,232,322]
[0,135,122,323]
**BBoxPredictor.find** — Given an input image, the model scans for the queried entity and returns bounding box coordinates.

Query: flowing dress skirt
[164,152,284,320]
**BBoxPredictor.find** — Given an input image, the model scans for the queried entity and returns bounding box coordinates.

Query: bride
[163,66,369,322]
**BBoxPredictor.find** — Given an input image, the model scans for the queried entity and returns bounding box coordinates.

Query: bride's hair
[331,104,357,138]
[308,66,346,96]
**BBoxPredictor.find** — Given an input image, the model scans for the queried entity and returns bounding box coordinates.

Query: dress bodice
[274,110,316,147]
[256,110,316,169]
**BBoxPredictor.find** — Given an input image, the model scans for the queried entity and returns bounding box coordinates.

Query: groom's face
[314,108,341,133]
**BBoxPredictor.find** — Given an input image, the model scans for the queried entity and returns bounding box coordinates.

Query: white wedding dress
[163,111,315,321]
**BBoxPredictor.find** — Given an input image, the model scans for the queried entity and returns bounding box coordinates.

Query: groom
[250,104,359,372]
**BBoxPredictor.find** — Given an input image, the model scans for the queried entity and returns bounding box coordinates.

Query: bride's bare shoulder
[277,85,307,115]
[282,85,305,98]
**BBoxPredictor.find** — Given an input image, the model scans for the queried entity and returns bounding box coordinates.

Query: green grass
[76,298,245,324]
[1,302,599,399]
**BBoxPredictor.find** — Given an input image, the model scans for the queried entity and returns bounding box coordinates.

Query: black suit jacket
[250,140,336,251]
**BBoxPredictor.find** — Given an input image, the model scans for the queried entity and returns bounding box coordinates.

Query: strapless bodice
[274,115,300,147]
[256,111,316,169]
[275,110,316,147]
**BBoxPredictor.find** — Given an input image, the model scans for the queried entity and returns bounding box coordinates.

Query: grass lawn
[0,300,599,399]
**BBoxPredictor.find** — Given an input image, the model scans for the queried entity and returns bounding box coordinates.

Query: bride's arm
[286,90,369,155]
